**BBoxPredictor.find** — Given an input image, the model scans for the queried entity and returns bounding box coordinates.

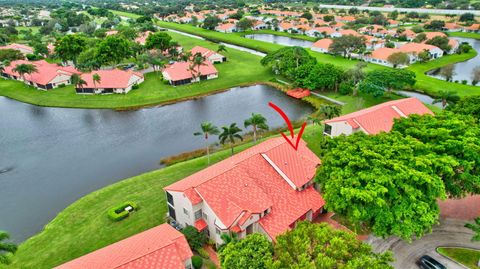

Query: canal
[0,84,313,242]
[244,34,314,48]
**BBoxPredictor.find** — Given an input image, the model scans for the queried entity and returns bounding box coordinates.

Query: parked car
[418,255,446,269]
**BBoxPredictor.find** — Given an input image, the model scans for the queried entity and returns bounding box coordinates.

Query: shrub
[132,84,139,90]
[107,201,138,221]
[182,225,208,250]
[339,81,354,95]
[192,255,203,269]
[204,259,217,269]
[462,80,468,84]
[57,84,66,88]
[197,247,210,259]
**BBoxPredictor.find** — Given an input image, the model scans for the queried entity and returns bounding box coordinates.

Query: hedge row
[107,201,138,221]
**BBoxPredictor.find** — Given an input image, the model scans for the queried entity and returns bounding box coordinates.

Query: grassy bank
[448,31,480,40]
[437,247,480,269]
[237,29,318,42]
[4,90,402,268]
[0,31,274,109]
[406,49,480,96]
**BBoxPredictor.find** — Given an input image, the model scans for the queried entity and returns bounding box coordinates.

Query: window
[194,209,202,220]
[183,208,189,216]
[324,124,332,135]
[166,192,174,206]
[168,205,176,221]
[216,228,221,235]
[202,212,208,220]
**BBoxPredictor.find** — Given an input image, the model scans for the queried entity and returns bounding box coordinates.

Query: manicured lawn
[4,91,400,269]
[448,31,480,40]
[437,247,480,269]
[110,9,141,19]
[15,26,40,35]
[406,50,480,96]
[0,31,274,109]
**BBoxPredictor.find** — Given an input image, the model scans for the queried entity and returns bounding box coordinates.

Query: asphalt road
[367,218,480,269]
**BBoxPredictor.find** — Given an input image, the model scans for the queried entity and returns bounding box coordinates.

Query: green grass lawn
[15,26,40,35]
[448,31,480,40]
[437,247,480,269]
[406,50,480,96]
[4,90,400,268]
[110,9,141,19]
[0,31,274,109]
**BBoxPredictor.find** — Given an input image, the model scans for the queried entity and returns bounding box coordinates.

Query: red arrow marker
[269,102,307,151]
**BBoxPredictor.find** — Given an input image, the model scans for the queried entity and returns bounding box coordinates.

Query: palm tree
[12,63,37,81]
[188,52,207,82]
[307,114,321,126]
[92,73,101,89]
[0,231,17,265]
[219,123,243,156]
[465,217,480,241]
[194,121,220,164]
[217,44,227,53]
[70,73,87,93]
[432,90,460,109]
[319,104,341,119]
[244,113,269,143]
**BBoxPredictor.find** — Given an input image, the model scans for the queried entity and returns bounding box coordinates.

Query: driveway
[367,218,480,269]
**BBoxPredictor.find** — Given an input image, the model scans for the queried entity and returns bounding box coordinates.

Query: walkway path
[204,245,220,268]
[311,92,346,105]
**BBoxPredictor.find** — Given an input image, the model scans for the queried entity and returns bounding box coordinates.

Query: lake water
[0,85,313,242]
[244,34,314,48]
[427,37,480,85]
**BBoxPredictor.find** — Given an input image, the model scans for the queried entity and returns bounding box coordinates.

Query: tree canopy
[329,35,366,58]
[392,112,480,198]
[54,34,87,64]
[261,47,316,80]
[359,69,416,97]
[269,222,394,269]
[219,233,273,269]
[317,132,448,241]
[447,95,480,120]
[145,32,172,51]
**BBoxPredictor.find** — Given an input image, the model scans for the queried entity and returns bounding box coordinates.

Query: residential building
[164,138,325,245]
[215,23,237,33]
[278,22,294,32]
[0,43,34,55]
[306,26,335,37]
[398,42,443,60]
[364,47,400,67]
[76,69,144,94]
[323,97,433,137]
[311,38,333,53]
[1,60,80,90]
[162,61,218,86]
[443,23,462,32]
[55,224,193,269]
[331,29,361,38]
[190,46,226,63]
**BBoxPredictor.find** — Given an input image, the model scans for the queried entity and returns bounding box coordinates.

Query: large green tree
[447,95,480,120]
[54,34,87,65]
[269,222,394,269]
[392,112,480,198]
[465,217,480,241]
[13,63,38,81]
[317,132,449,240]
[145,32,172,51]
[295,63,344,91]
[387,52,410,68]
[261,47,316,80]
[219,233,273,269]
[329,35,366,58]
[359,69,416,97]
[96,35,131,65]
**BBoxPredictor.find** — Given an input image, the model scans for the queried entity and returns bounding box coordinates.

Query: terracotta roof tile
[80,69,144,89]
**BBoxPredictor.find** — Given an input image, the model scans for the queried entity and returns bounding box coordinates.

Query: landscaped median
[437,247,480,269]
[0,31,274,109]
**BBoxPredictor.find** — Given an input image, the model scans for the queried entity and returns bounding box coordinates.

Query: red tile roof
[216,23,236,31]
[370,47,400,61]
[80,69,143,89]
[55,224,192,269]
[312,26,335,35]
[312,38,333,50]
[0,43,34,53]
[162,61,217,82]
[190,46,223,59]
[324,97,433,134]
[3,60,80,85]
[399,42,441,54]
[164,138,324,240]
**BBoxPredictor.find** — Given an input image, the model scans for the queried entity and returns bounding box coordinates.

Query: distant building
[55,224,193,269]
[162,61,218,86]
[215,23,237,33]
[311,38,333,53]
[190,46,226,63]
[0,43,34,55]
[1,60,80,90]
[323,98,433,137]
[76,69,144,94]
